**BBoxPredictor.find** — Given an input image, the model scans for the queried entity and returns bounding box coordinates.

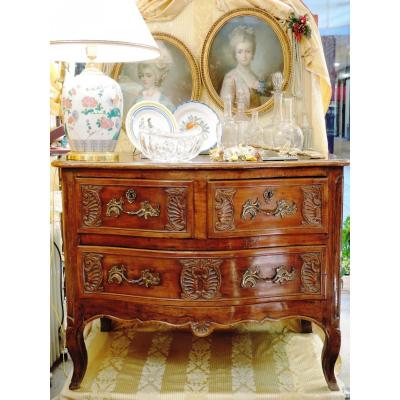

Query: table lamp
[50,0,160,161]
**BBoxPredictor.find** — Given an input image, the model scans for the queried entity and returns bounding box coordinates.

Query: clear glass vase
[273,97,304,151]
[217,95,238,149]
[263,90,284,148]
[234,93,250,145]
[248,110,263,147]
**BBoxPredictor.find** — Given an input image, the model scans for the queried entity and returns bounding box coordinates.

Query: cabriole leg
[322,324,341,391]
[66,320,88,390]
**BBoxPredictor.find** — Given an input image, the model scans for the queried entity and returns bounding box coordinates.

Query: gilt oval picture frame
[201,8,291,114]
[113,33,201,121]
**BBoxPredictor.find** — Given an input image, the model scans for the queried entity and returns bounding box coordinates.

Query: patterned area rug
[58,321,344,400]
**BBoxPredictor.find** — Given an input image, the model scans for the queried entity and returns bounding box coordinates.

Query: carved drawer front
[208,178,328,238]
[79,248,184,299]
[78,178,193,237]
[78,246,326,302]
[233,246,327,300]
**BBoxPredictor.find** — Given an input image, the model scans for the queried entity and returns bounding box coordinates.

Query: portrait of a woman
[134,61,175,112]
[202,10,289,113]
[115,33,200,119]
[220,25,267,109]
[128,40,175,112]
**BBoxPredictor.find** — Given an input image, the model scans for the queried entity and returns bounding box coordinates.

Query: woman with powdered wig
[134,41,175,112]
[220,25,267,109]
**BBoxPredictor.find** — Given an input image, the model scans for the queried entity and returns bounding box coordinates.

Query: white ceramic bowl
[138,126,205,162]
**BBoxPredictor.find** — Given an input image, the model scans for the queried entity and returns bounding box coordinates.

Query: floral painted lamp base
[62,66,123,162]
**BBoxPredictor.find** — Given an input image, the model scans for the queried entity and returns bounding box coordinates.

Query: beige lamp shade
[49,0,160,62]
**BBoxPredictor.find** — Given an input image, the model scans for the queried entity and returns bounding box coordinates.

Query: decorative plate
[125,101,178,150]
[174,101,220,152]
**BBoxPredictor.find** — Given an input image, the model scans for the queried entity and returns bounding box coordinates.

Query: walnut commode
[53,156,348,391]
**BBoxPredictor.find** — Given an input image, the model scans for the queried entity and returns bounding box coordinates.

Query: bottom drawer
[78,245,327,302]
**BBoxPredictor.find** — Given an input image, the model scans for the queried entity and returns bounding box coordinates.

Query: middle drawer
[78,245,327,303]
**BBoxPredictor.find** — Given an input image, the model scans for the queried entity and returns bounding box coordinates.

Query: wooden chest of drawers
[54,155,348,391]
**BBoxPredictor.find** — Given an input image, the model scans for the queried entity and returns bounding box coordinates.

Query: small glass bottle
[217,95,238,149]
[234,93,250,145]
[274,97,303,151]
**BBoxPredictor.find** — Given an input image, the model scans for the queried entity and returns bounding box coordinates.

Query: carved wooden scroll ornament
[215,188,236,231]
[190,321,215,337]
[165,188,187,231]
[180,259,222,300]
[83,253,104,292]
[301,253,321,293]
[301,185,322,225]
[81,185,102,227]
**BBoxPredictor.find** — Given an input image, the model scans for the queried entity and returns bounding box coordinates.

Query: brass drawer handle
[106,189,160,219]
[108,265,161,288]
[241,189,297,221]
[241,265,297,288]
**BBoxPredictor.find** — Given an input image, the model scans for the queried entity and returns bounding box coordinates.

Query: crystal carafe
[248,110,263,147]
[234,93,250,145]
[263,72,285,148]
[217,96,238,149]
[273,97,304,151]
[263,90,284,148]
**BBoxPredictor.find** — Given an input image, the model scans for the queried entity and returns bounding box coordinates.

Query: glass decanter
[247,110,263,147]
[293,93,312,150]
[263,89,284,148]
[263,72,284,148]
[273,97,304,151]
[217,95,238,149]
[234,92,250,145]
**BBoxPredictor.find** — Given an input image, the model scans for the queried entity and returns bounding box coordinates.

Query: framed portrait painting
[201,8,291,114]
[113,33,201,120]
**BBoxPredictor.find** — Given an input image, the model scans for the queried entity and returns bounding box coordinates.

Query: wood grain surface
[55,157,347,391]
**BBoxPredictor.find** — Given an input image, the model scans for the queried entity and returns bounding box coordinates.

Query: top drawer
[208,178,328,237]
[77,178,194,238]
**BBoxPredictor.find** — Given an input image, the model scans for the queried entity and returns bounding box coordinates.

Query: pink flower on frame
[100,117,114,129]
[82,96,97,108]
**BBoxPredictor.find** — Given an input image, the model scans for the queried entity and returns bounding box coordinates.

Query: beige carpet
[57,320,344,400]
